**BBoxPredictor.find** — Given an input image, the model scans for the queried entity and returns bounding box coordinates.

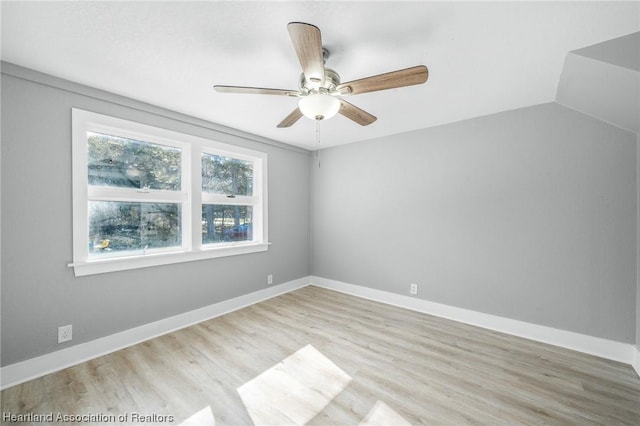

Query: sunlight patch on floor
[360,400,411,426]
[179,406,215,425]
[237,344,352,425]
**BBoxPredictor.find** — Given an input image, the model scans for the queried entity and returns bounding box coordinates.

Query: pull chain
[315,119,321,168]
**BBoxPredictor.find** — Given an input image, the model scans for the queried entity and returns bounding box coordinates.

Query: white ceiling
[2,1,639,150]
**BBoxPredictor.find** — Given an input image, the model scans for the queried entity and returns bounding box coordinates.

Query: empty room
[1,1,640,424]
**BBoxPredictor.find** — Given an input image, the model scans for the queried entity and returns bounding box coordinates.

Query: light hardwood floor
[2,286,640,425]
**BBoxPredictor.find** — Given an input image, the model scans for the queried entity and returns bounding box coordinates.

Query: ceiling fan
[214,22,429,128]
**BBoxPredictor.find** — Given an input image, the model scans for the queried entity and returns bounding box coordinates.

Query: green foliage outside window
[88,132,181,190]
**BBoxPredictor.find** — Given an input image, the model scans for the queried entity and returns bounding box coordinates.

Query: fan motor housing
[299,67,341,94]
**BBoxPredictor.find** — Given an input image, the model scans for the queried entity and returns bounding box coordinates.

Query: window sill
[69,243,269,277]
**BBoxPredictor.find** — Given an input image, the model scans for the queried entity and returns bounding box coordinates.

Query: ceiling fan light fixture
[214,22,428,128]
[298,93,340,121]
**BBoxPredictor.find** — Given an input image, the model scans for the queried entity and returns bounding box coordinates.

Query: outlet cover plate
[58,324,72,343]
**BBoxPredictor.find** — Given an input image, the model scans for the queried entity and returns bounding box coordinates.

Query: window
[72,109,267,276]
[201,153,257,245]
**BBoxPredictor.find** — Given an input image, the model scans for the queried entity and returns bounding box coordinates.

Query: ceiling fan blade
[214,85,300,97]
[336,65,428,95]
[287,22,325,86]
[277,107,304,128]
[338,99,377,126]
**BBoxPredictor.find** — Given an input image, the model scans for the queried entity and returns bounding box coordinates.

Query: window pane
[202,205,253,243]
[88,132,181,190]
[89,201,181,256]
[202,153,253,196]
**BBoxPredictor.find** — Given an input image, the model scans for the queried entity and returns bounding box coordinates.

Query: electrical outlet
[267,274,273,285]
[410,283,418,295]
[58,324,72,343]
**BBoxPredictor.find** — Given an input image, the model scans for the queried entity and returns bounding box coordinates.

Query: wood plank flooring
[2,286,640,425]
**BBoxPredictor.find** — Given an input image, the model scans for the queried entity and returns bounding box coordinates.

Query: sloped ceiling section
[572,32,640,71]
[556,32,640,133]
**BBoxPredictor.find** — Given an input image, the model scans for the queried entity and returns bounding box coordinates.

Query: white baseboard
[633,347,640,378]
[3,275,636,390]
[310,276,635,365]
[0,277,310,390]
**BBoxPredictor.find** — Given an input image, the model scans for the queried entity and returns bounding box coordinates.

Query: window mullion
[181,143,192,252]
[191,146,203,251]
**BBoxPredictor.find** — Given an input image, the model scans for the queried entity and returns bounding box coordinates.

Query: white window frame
[71,109,268,276]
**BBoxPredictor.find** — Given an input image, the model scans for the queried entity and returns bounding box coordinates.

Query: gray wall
[311,102,637,343]
[1,64,311,366]
[638,132,640,351]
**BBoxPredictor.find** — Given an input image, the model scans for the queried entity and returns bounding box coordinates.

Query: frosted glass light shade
[298,94,340,120]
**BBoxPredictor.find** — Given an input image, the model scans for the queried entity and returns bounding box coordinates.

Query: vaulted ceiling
[2,1,638,150]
